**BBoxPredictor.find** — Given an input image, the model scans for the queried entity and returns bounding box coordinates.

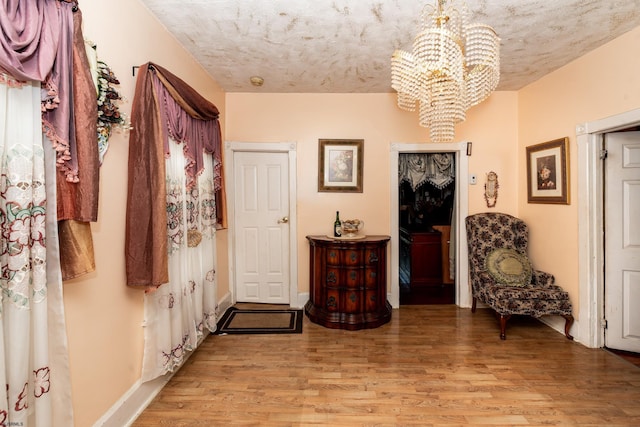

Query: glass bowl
[341,219,364,238]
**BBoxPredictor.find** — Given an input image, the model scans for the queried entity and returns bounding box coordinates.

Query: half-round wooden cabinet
[304,235,392,330]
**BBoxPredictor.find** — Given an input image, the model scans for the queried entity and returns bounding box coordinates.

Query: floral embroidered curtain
[140,138,218,381]
[0,76,75,427]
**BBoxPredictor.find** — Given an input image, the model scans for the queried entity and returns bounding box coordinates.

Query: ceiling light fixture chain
[391,0,500,142]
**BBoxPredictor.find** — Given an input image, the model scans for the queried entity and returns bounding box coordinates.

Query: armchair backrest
[465,212,529,276]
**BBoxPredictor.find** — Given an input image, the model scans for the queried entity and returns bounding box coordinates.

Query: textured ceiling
[139,0,640,93]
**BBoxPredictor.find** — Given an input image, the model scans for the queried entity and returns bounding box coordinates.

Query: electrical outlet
[470,174,477,185]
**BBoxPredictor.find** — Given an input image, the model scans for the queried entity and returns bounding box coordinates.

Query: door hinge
[600,149,608,160]
[600,319,608,329]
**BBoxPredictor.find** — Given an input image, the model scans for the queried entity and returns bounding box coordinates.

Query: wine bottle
[333,211,342,237]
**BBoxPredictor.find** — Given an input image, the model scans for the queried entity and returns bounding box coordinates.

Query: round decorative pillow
[485,248,532,286]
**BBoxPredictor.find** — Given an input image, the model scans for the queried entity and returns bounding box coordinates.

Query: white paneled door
[605,131,640,352]
[234,151,290,304]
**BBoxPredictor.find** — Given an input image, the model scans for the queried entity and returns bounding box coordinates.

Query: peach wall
[65,4,640,424]
[518,25,640,317]
[67,1,225,425]
[225,91,518,294]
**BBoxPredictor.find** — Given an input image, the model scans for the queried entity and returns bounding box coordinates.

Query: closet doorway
[398,152,456,304]
[389,142,470,309]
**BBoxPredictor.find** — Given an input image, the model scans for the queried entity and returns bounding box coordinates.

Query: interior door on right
[604,131,640,352]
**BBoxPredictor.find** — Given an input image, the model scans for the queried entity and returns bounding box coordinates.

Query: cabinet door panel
[410,232,442,287]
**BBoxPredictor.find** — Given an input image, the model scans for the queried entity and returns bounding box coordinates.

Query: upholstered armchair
[465,212,574,340]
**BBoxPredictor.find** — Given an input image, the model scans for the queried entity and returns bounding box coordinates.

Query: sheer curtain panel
[141,138,218,381]
[0,78,73,426]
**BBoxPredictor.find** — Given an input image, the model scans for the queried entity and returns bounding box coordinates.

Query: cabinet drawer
[325,289,339,312]
[364,268,378,287]
[365,289,381,312]
[325,267,363,289]
[365,248,380,265]
[326,249,341,265]
[340,290,361,313]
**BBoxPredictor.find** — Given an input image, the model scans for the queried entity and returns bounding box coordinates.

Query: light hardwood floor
[132,305,640,426]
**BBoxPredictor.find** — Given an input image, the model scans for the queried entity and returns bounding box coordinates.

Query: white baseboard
[217,292,233,315]
[294,292,309,309]
[95,291,235,426]
[468,304,582,344]
[539,315,581,344]
[93,372,173,427]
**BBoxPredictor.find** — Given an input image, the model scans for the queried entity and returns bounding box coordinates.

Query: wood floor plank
[132,306,640,426]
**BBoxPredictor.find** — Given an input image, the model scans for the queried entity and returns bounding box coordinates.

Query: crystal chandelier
[391,0,500,142]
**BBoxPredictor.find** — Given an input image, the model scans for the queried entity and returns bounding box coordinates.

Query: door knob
[278,216,289,224]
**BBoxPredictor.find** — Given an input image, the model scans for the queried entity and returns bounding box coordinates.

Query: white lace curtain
[0,79,73,426]
[141,137,218,381]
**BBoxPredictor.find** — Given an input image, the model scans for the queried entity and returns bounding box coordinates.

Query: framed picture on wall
[318,139,364,192]
[526,137,570,204]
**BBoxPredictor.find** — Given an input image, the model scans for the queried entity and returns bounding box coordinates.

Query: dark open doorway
[398,153,456,305]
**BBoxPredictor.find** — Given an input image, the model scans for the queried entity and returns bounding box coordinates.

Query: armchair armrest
[532,269,554,286]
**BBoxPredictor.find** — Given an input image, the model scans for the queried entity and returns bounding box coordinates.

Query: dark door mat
[213,307,303,334]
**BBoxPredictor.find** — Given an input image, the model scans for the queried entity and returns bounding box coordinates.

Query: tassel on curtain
[1,0,100,281]
[126,63,222,381]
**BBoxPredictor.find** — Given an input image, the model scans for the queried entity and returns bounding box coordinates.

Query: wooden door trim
[389,142,470,309]
[225,141,299,307]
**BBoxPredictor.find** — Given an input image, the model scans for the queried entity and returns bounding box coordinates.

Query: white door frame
[389,142,470,308]
[224,141,299,307]
[576,107,640,347]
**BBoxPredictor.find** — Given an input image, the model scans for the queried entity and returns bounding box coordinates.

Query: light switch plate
[470,174,477,185]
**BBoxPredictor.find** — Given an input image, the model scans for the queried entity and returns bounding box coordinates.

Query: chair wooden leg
[563,315,574,340]
[499,314,511,340]
[471,297,477,313]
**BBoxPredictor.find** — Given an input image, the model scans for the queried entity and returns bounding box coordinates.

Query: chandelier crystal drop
[391,0,500,142]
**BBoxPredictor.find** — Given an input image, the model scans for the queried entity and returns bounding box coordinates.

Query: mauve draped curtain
[127,63,222,381]
[126,62,223,288]
[1,0,100,280]
[0,1,61,82]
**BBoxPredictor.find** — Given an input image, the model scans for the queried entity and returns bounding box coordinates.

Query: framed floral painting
[318,139,363,192]
[526,137,570,204]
